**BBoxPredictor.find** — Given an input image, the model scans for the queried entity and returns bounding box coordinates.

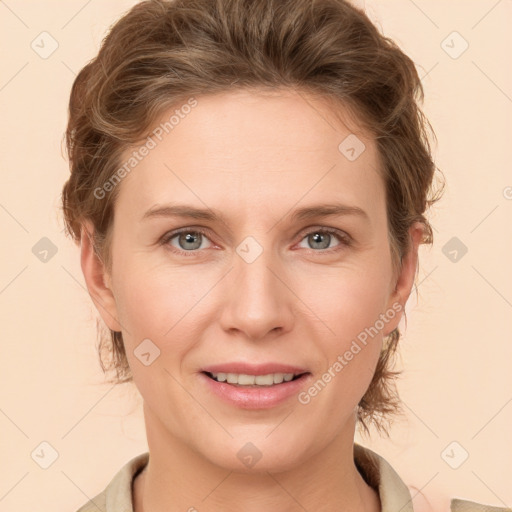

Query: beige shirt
[75,443,510,512]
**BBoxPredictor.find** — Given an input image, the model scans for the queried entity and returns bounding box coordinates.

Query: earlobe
[80,220,122,332]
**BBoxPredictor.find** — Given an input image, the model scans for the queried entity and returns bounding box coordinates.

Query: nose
[218,244,295,341]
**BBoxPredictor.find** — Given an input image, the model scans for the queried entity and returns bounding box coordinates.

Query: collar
[77,443,508,512]
[77,444,413,512]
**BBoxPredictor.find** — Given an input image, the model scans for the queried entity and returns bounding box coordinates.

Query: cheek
[112,263,213,370]
[303,264,392,340]
[295,273,387,423]
[113,254,200,331]
[297,263,390,392]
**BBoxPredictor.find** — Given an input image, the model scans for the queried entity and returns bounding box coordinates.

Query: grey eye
[174,231,206,251]
[307,232,332,250]
[299,230,344,251]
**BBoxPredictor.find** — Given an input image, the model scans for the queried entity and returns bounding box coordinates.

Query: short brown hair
[61,0,442,435]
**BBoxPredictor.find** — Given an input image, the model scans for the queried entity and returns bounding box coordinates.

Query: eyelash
[160,226,352,257]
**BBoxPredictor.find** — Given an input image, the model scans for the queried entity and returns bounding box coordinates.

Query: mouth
[202,371,309,387]
[199,362,313,409]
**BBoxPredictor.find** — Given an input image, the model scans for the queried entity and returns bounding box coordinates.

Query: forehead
[115,88,384,223]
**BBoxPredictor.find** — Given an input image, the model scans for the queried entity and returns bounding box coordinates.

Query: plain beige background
[1,0,511,510]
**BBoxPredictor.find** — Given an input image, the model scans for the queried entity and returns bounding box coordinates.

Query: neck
[133,403,380,512]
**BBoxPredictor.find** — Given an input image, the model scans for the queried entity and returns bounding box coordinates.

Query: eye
[161,228,213,255]
[296,228,351,252]
[160,226,351,257]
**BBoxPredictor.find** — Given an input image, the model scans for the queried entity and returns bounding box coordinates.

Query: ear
[382,222,424,336]
[80,220,122,332]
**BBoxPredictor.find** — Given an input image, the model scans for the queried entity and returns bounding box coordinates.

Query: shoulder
[450,498,512,512]
[73,451,149,512]
[406,486,512,512]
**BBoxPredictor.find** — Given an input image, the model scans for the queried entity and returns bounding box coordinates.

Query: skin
[81,88,423,512]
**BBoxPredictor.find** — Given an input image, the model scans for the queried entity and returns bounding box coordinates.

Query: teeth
[210,372,299,386]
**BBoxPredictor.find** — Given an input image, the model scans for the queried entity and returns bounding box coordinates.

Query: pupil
[180,232,201,250]
[310,232,330,249]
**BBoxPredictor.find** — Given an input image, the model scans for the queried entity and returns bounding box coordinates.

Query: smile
[205,371,304,387]
[200,371,312,409]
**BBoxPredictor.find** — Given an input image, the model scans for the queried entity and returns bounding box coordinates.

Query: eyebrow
[141,202,369,224]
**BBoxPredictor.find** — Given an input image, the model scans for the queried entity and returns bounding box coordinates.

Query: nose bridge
[219,237,293,339]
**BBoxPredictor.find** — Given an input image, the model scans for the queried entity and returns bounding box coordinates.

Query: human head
[61,0,441,435]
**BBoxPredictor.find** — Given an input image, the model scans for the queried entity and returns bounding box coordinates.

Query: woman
[61,0,508,510]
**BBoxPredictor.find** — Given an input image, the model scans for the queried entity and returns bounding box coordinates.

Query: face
[81,88,421,473]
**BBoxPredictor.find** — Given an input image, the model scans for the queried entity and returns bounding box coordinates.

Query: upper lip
[201,362,309,376]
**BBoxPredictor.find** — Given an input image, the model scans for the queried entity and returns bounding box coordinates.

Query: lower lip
[199,372,312,410]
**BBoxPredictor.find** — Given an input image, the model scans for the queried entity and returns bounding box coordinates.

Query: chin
[201,438,308,474]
